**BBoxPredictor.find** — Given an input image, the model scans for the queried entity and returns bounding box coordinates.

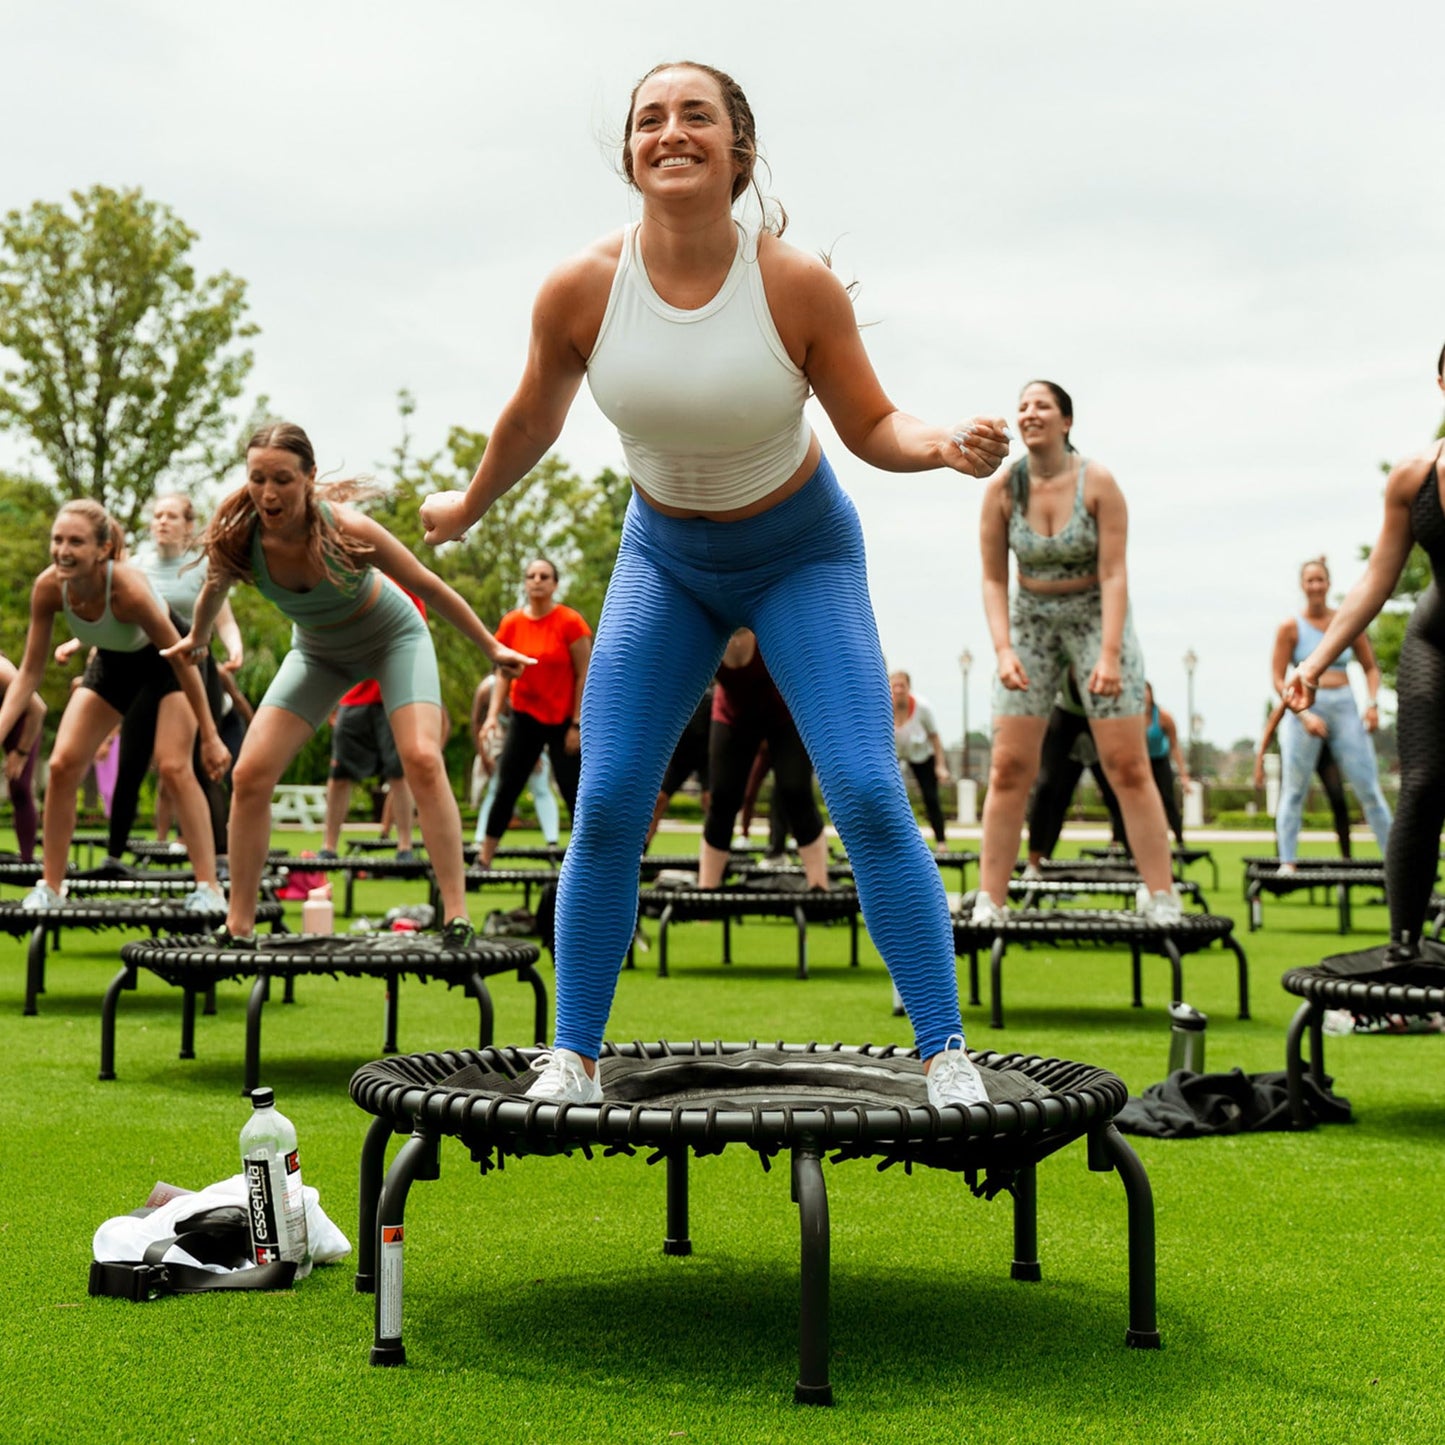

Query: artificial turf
[0,831,1441,1444]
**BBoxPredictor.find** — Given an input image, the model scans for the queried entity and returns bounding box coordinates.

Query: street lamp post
[956,649,976,826]
[1182,648,1199,778]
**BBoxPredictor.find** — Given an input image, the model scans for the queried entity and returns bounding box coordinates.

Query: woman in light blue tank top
[1270,556,1390,867]
[417,60,1015,1111]
[171,421,534,948]
[0,499,231,910]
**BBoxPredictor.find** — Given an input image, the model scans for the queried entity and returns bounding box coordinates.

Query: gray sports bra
[62,561,149,653]
[1007,455,1098,583]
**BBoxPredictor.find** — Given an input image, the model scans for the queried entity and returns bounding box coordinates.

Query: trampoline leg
[1010,1164,1042,1282]
[371,1130,442,1367]
[204,982,219,1016]
[968,948,980,1008]
[658,903,673,979]
[98,964,137,1080]
[24,925,46,1016]
[1130,944,1143,1008]
[244,975,268,1097]
[663,1149,692,1256]
[791,1145,832,1406]
[795,907,808,980]
[1227,937,1251,1019]
[1247,884,1261,931]
[1284,1001,1316,1128]
[723,913,732,966]
[467,971,495,1048]
[1161,940,1184,1005]
[383,971,400,1054]
[1337,883,1351,935]
[180,987,198,1060]
[1090,1125,1161,1349]
[356,1114,396,1292]
[520,964,548,1045]
[282,976,295,1005]
[345,870,356,918]
[989,938,1006,1029]
[849,913,858,967]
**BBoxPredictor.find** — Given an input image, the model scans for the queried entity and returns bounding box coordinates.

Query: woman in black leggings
[697,630,828,890]
[1286,342,1445,954]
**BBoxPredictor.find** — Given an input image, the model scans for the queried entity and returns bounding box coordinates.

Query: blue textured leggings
[553,456,962,1059]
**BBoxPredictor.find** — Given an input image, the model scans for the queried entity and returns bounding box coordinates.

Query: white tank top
[586,223,812,510]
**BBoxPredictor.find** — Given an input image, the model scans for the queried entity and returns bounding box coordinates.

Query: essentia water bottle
[239,1086,312,1278]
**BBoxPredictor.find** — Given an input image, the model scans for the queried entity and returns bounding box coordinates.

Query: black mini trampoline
[297,853,439,917]
[953,909,1249,1028]
[930,847,978,892]
[1242,860,1396,934]
[1282,943,1445,1126]
[1006,875,1211,914]
[0,859,197,892]
[349,1040,1157,1403]
[114,931,546,1093]
[635,881,862,978]
[463,866,560,911]
[1081,842,1219,890]
[0,897,285,1016]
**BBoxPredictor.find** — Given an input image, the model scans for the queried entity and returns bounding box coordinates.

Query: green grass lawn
[1,831,1441,1444]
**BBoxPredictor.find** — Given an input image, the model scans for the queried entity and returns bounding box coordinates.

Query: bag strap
[88,1226,297,1301]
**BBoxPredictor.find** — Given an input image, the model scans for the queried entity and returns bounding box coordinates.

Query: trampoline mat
[436,1046,1047,1112]
[1310,939,1445,987]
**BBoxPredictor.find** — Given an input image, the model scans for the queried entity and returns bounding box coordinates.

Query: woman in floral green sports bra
[974,379,1179,924]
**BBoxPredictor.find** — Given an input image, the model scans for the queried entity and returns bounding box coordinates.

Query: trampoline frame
[348,1040,1159,1404]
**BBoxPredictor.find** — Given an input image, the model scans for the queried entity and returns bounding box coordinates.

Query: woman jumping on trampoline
[0,500,230,910]
[1271,557,1390,874]
[169,421,534,947]
[1285,343,1445,954]
[975,379,1180,924]
[420,59,1010,1108]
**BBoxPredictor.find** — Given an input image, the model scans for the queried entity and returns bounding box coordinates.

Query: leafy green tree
[0,185,256,534]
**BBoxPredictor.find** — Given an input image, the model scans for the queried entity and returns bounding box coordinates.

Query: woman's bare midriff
[632,435,822,522]
[1017,572,1099,595]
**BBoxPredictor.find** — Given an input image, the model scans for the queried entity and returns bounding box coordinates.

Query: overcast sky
[4,0,1443,751]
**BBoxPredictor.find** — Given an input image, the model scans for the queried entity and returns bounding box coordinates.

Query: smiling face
[1300,561,1330,607]
[246,445,314,533]
[1017,383,1072,451]
[625,65,745,205]
[50,508,111,580]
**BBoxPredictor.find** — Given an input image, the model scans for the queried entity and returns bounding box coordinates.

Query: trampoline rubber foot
[354,1273,375,1294]
[370,1344,407,1366]
[1125,1329,1162,1350]
[662,1240,692,1257]
[1010,1261,1042,1282]
[98,1069,116,1082]
[794,1383,833,1407]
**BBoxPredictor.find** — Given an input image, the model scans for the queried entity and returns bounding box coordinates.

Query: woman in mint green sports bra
[168,421,534,947]
[976,380,1180,923]
[0,499,230,911]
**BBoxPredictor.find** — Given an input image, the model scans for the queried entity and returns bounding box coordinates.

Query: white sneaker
[524,1048,602,1104]
[1276,863,1298,877]
[184,882,228,914]
[970,891,1008,926]
[926,1035,990,1109]
[1019,862,1044,882]
[1137,886,1184,924]
[21,881,65,911]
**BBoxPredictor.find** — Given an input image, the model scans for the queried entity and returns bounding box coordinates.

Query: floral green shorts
[992,585,1147,720]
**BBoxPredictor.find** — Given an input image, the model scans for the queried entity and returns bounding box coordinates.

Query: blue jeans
[1276,686,1392,861]
[552,456,962,1059]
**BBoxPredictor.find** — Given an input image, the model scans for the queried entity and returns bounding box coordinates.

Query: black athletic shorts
[80,643,180,715]
[330,701,403,782]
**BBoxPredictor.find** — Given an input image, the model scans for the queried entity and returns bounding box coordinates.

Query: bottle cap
[249,1086,275,1109]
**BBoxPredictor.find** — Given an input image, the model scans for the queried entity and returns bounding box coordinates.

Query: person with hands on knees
[1270,556,1390,875]
[1284,341,1445,953]
[0,500,230,911]
[167,421,534,949]
[976,380,1179,924]
[420,59,1010,1111]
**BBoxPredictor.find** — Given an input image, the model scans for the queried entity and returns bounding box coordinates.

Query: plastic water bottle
[302,886,334,935]
[239,1087,312,1278]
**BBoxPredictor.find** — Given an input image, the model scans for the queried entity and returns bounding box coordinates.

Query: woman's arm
[1159,707,1189,783]
[214,599,244,673]
[1086,467,1128,697]
[1286,459,1424,709]
[1270,620,1298,699]
[335,510,535,675]
[0,576,60,746]
[566,633,591,744]
[1351,630,1383,733]
[1253,700,1289,786]
[169,570,237,659]
[980,476,1026,690]
[419,248,612,545]
[767,242,1010,477]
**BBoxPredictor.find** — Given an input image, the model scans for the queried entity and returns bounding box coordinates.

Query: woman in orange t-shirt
[477,557,591,865]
